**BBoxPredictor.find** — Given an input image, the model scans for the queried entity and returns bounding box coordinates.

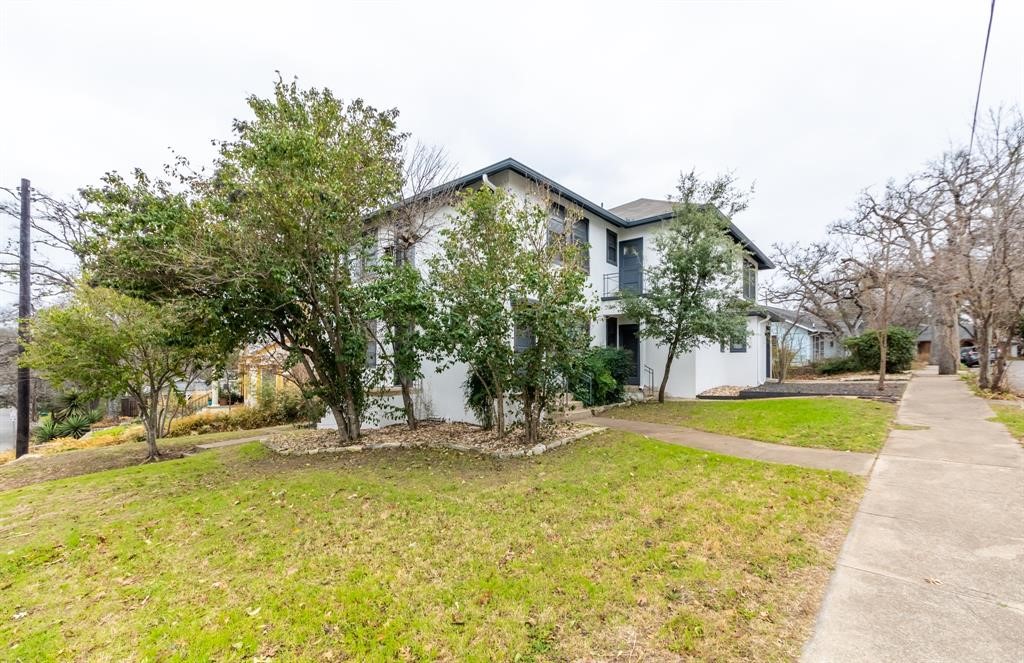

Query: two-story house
[321,158,774,430]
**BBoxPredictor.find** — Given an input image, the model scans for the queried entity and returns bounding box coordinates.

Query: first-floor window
[514,325,535,353]
[365,321,379,368]
[730,338,747,353]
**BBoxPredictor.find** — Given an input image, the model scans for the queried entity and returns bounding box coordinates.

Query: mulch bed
[264,420,603,459]
[717,380,908,402]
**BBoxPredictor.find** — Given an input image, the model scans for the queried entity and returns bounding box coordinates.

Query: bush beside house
[817,327,916,374]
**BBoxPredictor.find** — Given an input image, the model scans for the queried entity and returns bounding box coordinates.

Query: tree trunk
[935,299,959,375]
[493,387,506,438]
[658,348,675,404]
[329,397,361,444]
[523,391,538,445]
[877,329,888,392]
[142,393,161,461]
[992,336,1011,392]
[144,423,160,461]
[330,405,351,444]
[977,320,991,391]
[344,396,360,441]
[399,374,417,430]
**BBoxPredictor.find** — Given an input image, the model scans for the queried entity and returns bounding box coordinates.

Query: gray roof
[609,198,675,220]
[398,158,774,269]
[763,305,832,333]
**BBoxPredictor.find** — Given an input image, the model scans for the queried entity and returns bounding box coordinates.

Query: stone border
[265,426,607,459]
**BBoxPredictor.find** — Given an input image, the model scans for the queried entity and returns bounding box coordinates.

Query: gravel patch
[264,420,605,459]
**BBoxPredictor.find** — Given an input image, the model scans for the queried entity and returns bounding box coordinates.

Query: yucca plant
[54,413,94,439]
[34,415,59,443]
[50,391,93,424]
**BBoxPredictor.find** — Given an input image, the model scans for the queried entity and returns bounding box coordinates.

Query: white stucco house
[764,305,844,370]
[321,158,774,430]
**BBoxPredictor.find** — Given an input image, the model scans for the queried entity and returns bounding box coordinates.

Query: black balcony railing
[602,270,647,298]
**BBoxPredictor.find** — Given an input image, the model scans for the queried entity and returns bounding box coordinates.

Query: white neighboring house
[764,305,844,369]
[320,158,774,430]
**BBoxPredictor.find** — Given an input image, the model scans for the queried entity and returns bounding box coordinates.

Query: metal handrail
[642,365,655,396]
[603,270,646,298]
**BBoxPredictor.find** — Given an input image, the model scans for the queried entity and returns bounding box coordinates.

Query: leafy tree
[430,187,594,444]
[364,254,435,429]
[82,77,407,443]
[622,171,752,403]
[21,286,216,460]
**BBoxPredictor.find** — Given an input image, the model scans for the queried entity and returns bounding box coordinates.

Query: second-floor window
[742,260,757,301]
[606,229,618,265]
[547,203,589,273]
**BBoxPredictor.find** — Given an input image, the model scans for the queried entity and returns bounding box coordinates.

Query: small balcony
[602,270,647,299]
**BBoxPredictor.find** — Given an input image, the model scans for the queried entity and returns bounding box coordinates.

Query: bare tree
[0,188,92,299]
[963,112,1024,390]
[375,143,458,429]
[766,241,868,338]
[833,179,918,391]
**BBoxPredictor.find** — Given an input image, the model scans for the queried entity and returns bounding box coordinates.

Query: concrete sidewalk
[802,371,1024,662]
[583,416,876,475]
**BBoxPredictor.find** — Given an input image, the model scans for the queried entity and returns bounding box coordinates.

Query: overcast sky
[2,0,1022,291]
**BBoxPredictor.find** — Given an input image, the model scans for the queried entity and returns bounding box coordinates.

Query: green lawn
[990,403,1024,442]
[606,397,896,453]
[0,431,862,661]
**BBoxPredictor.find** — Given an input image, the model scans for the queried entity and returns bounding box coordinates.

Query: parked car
[960,346,999,367]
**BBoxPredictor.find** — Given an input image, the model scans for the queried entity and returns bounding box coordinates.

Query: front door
[619,323,640,385]
[618,238,643,295]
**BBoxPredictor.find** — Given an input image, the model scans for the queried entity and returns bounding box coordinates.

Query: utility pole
[16,179,31,458]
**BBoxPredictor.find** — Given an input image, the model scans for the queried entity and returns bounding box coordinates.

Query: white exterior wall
[320,167,770,430]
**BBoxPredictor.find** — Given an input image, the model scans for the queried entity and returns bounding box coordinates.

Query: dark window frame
[742,259,757,301]
[606,229,618,265]
[572,217,590,273]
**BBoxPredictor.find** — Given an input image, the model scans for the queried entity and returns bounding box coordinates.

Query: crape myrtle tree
[429,186,594,444]
[21,286,217,460]
[623,170,752,403]
[83,77,407,442]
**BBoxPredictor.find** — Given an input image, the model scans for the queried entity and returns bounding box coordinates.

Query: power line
[968,0,996,154]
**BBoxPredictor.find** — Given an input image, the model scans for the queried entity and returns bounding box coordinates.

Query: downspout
[482,173,497,190]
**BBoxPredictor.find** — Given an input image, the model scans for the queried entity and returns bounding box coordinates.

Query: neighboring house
[763,306,844,370]
[238,342,307,406]
[321,158,774,430]
[916,323,975,363]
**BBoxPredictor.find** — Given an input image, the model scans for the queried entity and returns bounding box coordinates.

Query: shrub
[844,327,916,373]
[54,413,95,439]
[817,356,860,375]
[34,415,59,443]
[49,391,94,423]
[463,371,494,430]
[572,347,632,407]
[168,386,322,437]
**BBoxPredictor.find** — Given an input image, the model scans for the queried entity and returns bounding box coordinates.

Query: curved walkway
[583,415,876,475]
[802,370,1024,662]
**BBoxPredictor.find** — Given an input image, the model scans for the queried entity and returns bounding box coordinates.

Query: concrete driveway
[802,369,1024,662]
